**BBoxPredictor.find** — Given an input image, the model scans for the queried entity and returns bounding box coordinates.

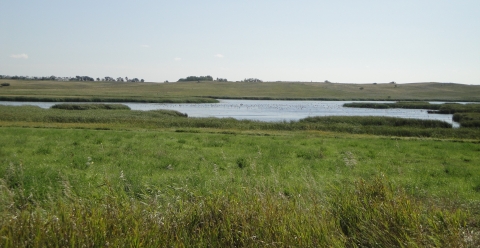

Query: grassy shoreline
[2,105,480,139]
[344,102,480,128]
[0,95,219,103]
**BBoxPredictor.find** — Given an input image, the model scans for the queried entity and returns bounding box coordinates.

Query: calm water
[0,100,459,127]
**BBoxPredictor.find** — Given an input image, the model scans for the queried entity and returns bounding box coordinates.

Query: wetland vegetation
[1,80,480,246]
[345,102,480,128]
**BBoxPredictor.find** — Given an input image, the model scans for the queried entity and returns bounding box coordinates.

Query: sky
[1,0,479,84]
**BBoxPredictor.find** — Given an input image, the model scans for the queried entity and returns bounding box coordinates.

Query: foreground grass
[0,127,479,246]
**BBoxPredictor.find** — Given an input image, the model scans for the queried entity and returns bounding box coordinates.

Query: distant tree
[0,74,151,83]
[104,76,116,82]
[242,78,262,83]
[178,75,214,82]
[72,76,94,81]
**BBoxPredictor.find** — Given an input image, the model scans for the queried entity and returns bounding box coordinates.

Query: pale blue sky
[1,0,479,84]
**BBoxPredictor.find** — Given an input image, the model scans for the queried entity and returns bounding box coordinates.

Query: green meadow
[1,80,480,246]
[1,125,480,247]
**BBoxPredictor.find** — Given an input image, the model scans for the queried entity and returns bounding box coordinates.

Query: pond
[0,99,460,127]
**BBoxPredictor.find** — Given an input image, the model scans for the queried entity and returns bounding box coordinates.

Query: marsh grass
[343,101,440,110]
[345,102,480,129]
[51,103,131,110]
[344,102,480,112]
[2,105,479,139]
[437,103,480,114]
[300,115,452,128]
[0,95,218,103]
[453,113,480,128]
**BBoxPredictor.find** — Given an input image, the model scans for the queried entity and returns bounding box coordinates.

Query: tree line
[176,76,262,83]
[177,75,214,82]
[1,74,264,83]
[0,75,144,82]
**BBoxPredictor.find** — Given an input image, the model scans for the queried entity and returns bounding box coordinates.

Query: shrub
[299,116,452,128]
[51,103,131,110]
[453,113,480,128]
[236,157,248,169]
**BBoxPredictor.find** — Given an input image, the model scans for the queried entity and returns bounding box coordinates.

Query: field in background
[1,79,480,102]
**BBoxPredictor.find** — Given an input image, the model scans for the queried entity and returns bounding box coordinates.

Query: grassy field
[0,104,479,246]
[2,79,480,102]
[1,127,479,247]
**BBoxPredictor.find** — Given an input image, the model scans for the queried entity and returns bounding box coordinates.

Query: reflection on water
[0,99,459,127]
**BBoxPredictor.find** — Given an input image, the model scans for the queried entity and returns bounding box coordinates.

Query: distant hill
[1,80,479,102]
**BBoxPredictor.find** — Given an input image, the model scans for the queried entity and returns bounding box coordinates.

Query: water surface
[0,100,459,127]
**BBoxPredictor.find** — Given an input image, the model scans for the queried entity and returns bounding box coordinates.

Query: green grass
[343,101,442,110]
[437,103,480,114]
[0,95,218,103]
[300,115,452,128]
[2,105,480,139]
[345,102,480,128]
[1,88,480,245]
[2,79,480,102]
[0,127,479,246]
[453,113,480,128]
[344,102,480,113]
